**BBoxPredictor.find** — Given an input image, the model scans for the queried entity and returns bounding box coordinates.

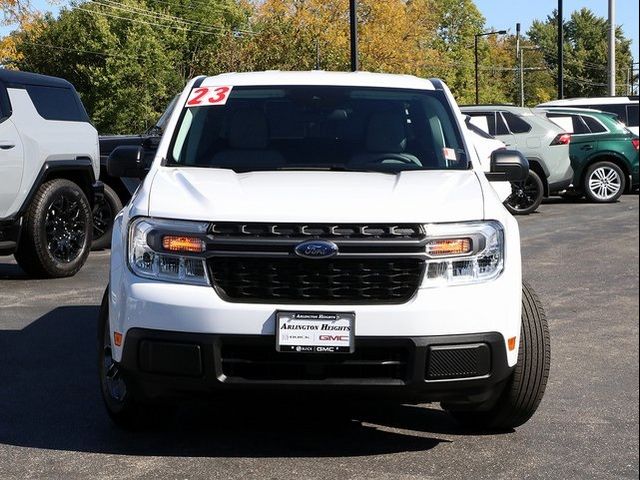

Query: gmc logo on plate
[319,335,349,342]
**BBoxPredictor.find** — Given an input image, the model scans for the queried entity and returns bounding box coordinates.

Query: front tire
[505,170,544,215]
[583,161,625,203]
[98,287,173,429]
[445,282,551,430]
[14,178,92,278]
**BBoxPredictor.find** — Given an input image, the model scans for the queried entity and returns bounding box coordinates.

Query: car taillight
[551,133,571,146]
[632,138,639,151]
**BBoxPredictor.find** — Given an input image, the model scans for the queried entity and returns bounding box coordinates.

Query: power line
[76,4,248,36]
[143,0,243,15]
[19,40,149,61]
[90,0,253,34]
[563,75,608,87]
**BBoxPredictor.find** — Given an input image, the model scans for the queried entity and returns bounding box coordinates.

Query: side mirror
[107,146,146,179]
[486,149,529,182]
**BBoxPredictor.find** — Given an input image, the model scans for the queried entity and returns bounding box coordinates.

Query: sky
[476,0,639,62]
[2,0,638,62]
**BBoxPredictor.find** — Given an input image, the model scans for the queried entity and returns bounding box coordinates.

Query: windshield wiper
[275,165,351,171]
[273,165,398,174]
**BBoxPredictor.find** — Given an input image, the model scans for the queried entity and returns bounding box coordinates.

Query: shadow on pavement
[0,262,30,280]
[0,306,475,457]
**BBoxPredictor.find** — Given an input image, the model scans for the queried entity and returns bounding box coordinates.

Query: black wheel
[14,178,92,278]
[92,183,123,250]
[98,287,173,429]
[445,282,551,430]
[583,161,625,203]
[505,170,544,215]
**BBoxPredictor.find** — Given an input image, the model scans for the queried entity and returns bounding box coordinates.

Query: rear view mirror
[107,146,146,179]
[486,150,529,182]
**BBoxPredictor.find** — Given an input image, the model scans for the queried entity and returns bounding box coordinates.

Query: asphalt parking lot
[0,196,638,480]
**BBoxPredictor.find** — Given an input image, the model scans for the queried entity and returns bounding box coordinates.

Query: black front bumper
[119,329,514,405]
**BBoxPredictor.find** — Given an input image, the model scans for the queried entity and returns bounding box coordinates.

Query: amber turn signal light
[508,336,517,351]
[162,235,206,253]
[114,332,123,347]
[426,238,472,256]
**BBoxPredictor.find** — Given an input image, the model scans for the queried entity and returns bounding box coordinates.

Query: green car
[539,108,639,202]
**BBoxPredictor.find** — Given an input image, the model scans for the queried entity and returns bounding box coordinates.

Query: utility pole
[557,0,564,99]
[520,46,525,107]
[349,0,358,72]
[516,23,522,106]
[607,0,616,96]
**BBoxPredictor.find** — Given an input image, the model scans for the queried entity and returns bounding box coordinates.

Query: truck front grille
[208,258,425,304]
[206,222,426,304]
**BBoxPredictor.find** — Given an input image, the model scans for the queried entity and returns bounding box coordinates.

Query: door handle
[0,143,15,150]
[581,145,593,151]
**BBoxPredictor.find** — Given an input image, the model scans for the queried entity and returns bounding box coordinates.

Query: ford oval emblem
[294,240,338,259]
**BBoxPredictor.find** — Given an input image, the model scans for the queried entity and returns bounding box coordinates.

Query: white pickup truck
[99,71,550,431]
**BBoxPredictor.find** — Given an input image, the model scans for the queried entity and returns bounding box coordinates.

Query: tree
[427,0,484,103]
[1,0,40,67]
[1,0,29,24]
[12,0,249,133]
[528,8,635,97]
[214,0,487,103]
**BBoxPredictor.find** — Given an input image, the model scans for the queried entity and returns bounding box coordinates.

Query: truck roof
[200,71,437,91]
[0,69,74,89]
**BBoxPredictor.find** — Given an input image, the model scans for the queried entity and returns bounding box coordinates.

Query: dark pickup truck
[93,97,176,248]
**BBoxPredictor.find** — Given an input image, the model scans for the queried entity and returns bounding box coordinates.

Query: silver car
[460,105,573,214]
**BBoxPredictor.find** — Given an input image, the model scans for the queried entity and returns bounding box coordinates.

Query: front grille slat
[210,222,425,240]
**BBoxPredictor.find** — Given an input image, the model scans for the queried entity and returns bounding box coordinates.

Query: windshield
[167,86,468,173]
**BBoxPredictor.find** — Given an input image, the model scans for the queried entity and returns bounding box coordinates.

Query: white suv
[100,72,550,431]
[0,70,100,277]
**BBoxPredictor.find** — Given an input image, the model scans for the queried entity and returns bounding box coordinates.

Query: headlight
[128,217,210,285]
[421,221,504,287]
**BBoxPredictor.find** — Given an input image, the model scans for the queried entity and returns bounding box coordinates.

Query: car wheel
[504,170,544,215]
[14,178,92,278]
[444,282,551,430]
[583,161,625,203]
[98,287,174,429]
[92,183,123,250]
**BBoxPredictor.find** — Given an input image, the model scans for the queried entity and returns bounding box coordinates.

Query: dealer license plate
[276,311,355,353]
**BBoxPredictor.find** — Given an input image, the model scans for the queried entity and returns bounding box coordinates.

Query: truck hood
[146,168,485,223]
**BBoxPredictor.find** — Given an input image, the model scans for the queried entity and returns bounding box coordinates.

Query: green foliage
[4,1,636,132]
[528,8,635,97]
[429,0,484,103]
[13,0,248,133]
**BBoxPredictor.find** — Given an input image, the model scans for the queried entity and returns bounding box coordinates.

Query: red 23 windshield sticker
[185,86,233,107]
